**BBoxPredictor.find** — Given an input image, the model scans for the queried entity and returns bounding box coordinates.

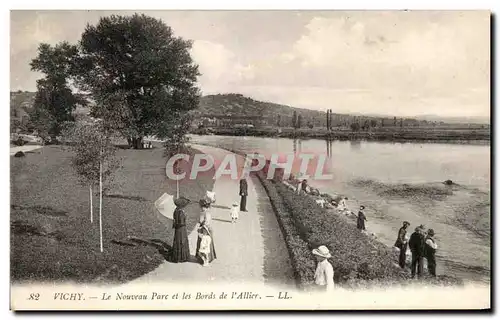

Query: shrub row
[274,182,410,285]
[255,171,316,291]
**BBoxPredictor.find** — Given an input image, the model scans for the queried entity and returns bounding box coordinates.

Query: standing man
[301,179,309,194]
[356,205,368,231]
[239,178,248,212]
[408,225,426,279]
[394,221,411,268]
[425,229,438,277]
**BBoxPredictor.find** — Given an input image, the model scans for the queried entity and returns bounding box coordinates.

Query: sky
[10,10,490,118]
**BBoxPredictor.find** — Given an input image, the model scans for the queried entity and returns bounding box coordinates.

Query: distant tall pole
[326,110,329,131]
[329,109,332,130]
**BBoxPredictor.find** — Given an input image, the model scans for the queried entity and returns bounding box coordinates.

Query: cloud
[190,40,255,93]
[231,12,489,116]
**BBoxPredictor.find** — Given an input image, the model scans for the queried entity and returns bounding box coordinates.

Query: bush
[275,182,409,284]
[14,151,25,158]
[256,170,316,290]
[12,137,27,146]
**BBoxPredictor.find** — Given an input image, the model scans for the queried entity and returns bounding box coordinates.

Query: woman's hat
[174,196,190,208]
[403,221,410,226]
[312,245,331,259]
[360,205,365,210]
[427,229,435,236]
[415,224,425,231]
[232,202,239,206]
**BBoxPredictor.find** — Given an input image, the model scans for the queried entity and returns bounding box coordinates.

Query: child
[230,202,239,223]
[198,226,212,266]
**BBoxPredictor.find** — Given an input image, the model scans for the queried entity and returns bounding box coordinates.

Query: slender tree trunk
[99,160,103,253]
[90,185,93,223]
[176,178,179,199]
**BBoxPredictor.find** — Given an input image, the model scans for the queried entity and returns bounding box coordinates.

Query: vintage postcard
[9,10,491,311]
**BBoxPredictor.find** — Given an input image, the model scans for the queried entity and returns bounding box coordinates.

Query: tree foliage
[74,14,201,149]
[62,121,120,190]
[29,42,85,144]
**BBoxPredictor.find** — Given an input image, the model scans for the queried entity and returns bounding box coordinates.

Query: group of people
[169,178,250,266]
[394,221,438,278]
[311,220,439,294]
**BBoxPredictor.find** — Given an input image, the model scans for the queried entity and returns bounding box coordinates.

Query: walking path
[10,145,43,156]
[126,144,267,286]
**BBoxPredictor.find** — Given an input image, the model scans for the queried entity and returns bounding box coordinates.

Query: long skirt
[171,226,190,263]
[196,234,217,264]
[240,195,247,211]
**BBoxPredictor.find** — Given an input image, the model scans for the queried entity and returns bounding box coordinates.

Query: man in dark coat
[239,178,248,212]
[301,179,308,194]
[394,221,411,268]
[425,229,438,277]
[356,205,367,231]
[408,225,426,278]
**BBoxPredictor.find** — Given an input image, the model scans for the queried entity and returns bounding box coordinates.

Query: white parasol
[155,192,176,220]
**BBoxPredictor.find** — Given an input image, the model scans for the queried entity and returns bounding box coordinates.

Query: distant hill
[10,91,489,127]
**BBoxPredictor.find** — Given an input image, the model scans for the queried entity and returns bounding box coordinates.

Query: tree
[393,116,397,126]
[326,110,330,130]
[370,119,378,128]
[74,14,201,149]
[277,114,281,127]
[350,122,361,132]
[63,120,120,252]
[29,42,85,144]
[292,111,298,128]
[297,114,302,129]
[363,120,370,131]
[400,118,404,128]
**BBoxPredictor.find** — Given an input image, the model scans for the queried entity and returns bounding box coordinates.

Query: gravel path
[126,144,294,287]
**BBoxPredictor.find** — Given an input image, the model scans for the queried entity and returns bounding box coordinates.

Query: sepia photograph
[9,9,491,311]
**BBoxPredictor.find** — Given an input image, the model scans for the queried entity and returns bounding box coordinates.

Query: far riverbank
[191,127,490,144]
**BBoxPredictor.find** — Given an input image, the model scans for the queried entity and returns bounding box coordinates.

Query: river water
[190,135,491,284]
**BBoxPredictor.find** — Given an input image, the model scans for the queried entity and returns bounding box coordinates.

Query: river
[189,134,491,284]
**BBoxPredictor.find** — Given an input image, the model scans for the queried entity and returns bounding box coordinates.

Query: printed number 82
[28,293,40,301]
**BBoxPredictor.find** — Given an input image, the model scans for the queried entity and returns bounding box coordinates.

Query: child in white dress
[198,226,212,266]
[230,202,239,223]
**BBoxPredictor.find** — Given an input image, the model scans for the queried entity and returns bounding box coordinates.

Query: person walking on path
[196,223,217,266]
[356,205,367,231]
[171,197,191,263]
[408,225,426,278]
[239,178,248,212]
[425,229,438,277]
[394,221,411,268]
[230,202,240,223]
[312,245,334,293]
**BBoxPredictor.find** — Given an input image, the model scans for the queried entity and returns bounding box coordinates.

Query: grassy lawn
[10,143,214,285]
